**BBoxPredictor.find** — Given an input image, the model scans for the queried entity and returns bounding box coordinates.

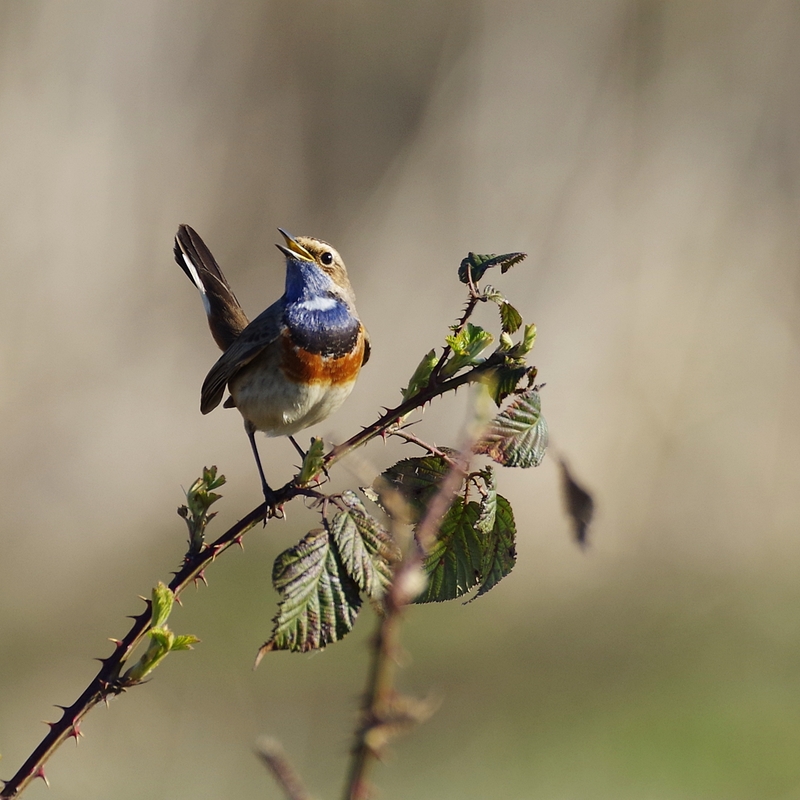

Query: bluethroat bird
[173,224,370,508]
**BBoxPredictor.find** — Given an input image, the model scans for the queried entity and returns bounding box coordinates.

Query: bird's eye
[320,251,334,266]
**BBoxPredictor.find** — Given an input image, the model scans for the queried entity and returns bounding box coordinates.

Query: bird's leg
[288,435,307,460]
[246,421,280,513]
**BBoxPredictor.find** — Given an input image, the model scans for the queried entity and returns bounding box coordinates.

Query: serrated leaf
[458,251,527,284]
[262,528,361,653]
[330,491,399,601]
[201,465,226,491]
[506,323,537,358]
[481,285,504,303]
[377,455,455,522]
[171,634,200,651]
[473,494,517,599]
[415,498,483,603]
[401,349,437,401]
[445,323,492,356]
[482,364,530,406]
[297,437,325,485]
[182,466,226,555]
[150,582,174,629]
[474,389,548,468]
[499,302,523,334]
[441,323,494,378]
[148,627,173,650]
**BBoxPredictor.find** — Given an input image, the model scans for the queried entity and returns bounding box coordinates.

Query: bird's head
[277,229,356,307]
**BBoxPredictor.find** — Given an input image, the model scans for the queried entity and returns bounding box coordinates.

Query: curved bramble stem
[0,352,504,800]
[0,501,267,800]
[1,262,520,799]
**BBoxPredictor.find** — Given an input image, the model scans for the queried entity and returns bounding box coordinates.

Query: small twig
[343,447,472,800]
[386,427,462,469]
[256,738,313,800]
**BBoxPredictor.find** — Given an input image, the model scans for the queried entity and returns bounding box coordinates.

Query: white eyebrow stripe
[182,252,211,316]
[298,296,338,312]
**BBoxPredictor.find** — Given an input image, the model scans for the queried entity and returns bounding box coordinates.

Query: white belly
[229,360,357,436]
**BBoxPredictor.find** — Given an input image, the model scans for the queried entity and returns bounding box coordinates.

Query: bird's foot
[261,486,285,522]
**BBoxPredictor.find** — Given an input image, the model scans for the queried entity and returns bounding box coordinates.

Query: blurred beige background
[2,1,800,798]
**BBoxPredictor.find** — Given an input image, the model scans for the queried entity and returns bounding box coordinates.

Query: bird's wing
[200,300,284,414]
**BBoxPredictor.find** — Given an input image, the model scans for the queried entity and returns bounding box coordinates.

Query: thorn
[108,638,122,647]
[33,767,49,787]
[174,595,183,607]
[68,722,83,744]
[42,720,56,729]
[194,571,208,587]
[234,535,244,550]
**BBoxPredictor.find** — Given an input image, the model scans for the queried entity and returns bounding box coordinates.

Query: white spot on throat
[298,295,338,312]
[182,253,211,315]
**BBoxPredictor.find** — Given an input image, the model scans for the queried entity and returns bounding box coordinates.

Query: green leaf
[180,466,225,556]
[499,302,523,334]
[171,634,200,651]
[441,323,494,378]
[201,465,226,491]
[474,494,517,599]
[330,491,399,601]
[458,252,527,284]
[481,364,530,406]
[415,498,483,603]
[506,323,537,359]
[474,389,548,468]
[480,286,523,335]
[150,582,174,629]
[261,528,362,654]
[401,349,437,401]
[377,455,455,522]
[297,437,325,485]
[148,627,173,650]
[481,285,504,303]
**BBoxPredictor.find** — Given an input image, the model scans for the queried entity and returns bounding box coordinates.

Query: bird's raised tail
[174,224,250,351]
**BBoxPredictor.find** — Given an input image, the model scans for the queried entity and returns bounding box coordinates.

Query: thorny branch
[3,242,545,799]
[0,352,506,800]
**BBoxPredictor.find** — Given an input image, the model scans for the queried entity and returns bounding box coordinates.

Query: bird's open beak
[276,228,314,262]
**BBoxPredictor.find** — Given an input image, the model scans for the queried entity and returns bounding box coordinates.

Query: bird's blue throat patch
[284,294,360,358]
[284,259,360,357]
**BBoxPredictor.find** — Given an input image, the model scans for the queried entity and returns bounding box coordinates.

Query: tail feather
[174,224,250,351]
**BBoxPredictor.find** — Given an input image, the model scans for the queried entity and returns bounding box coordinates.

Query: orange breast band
[280,328,365,385]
